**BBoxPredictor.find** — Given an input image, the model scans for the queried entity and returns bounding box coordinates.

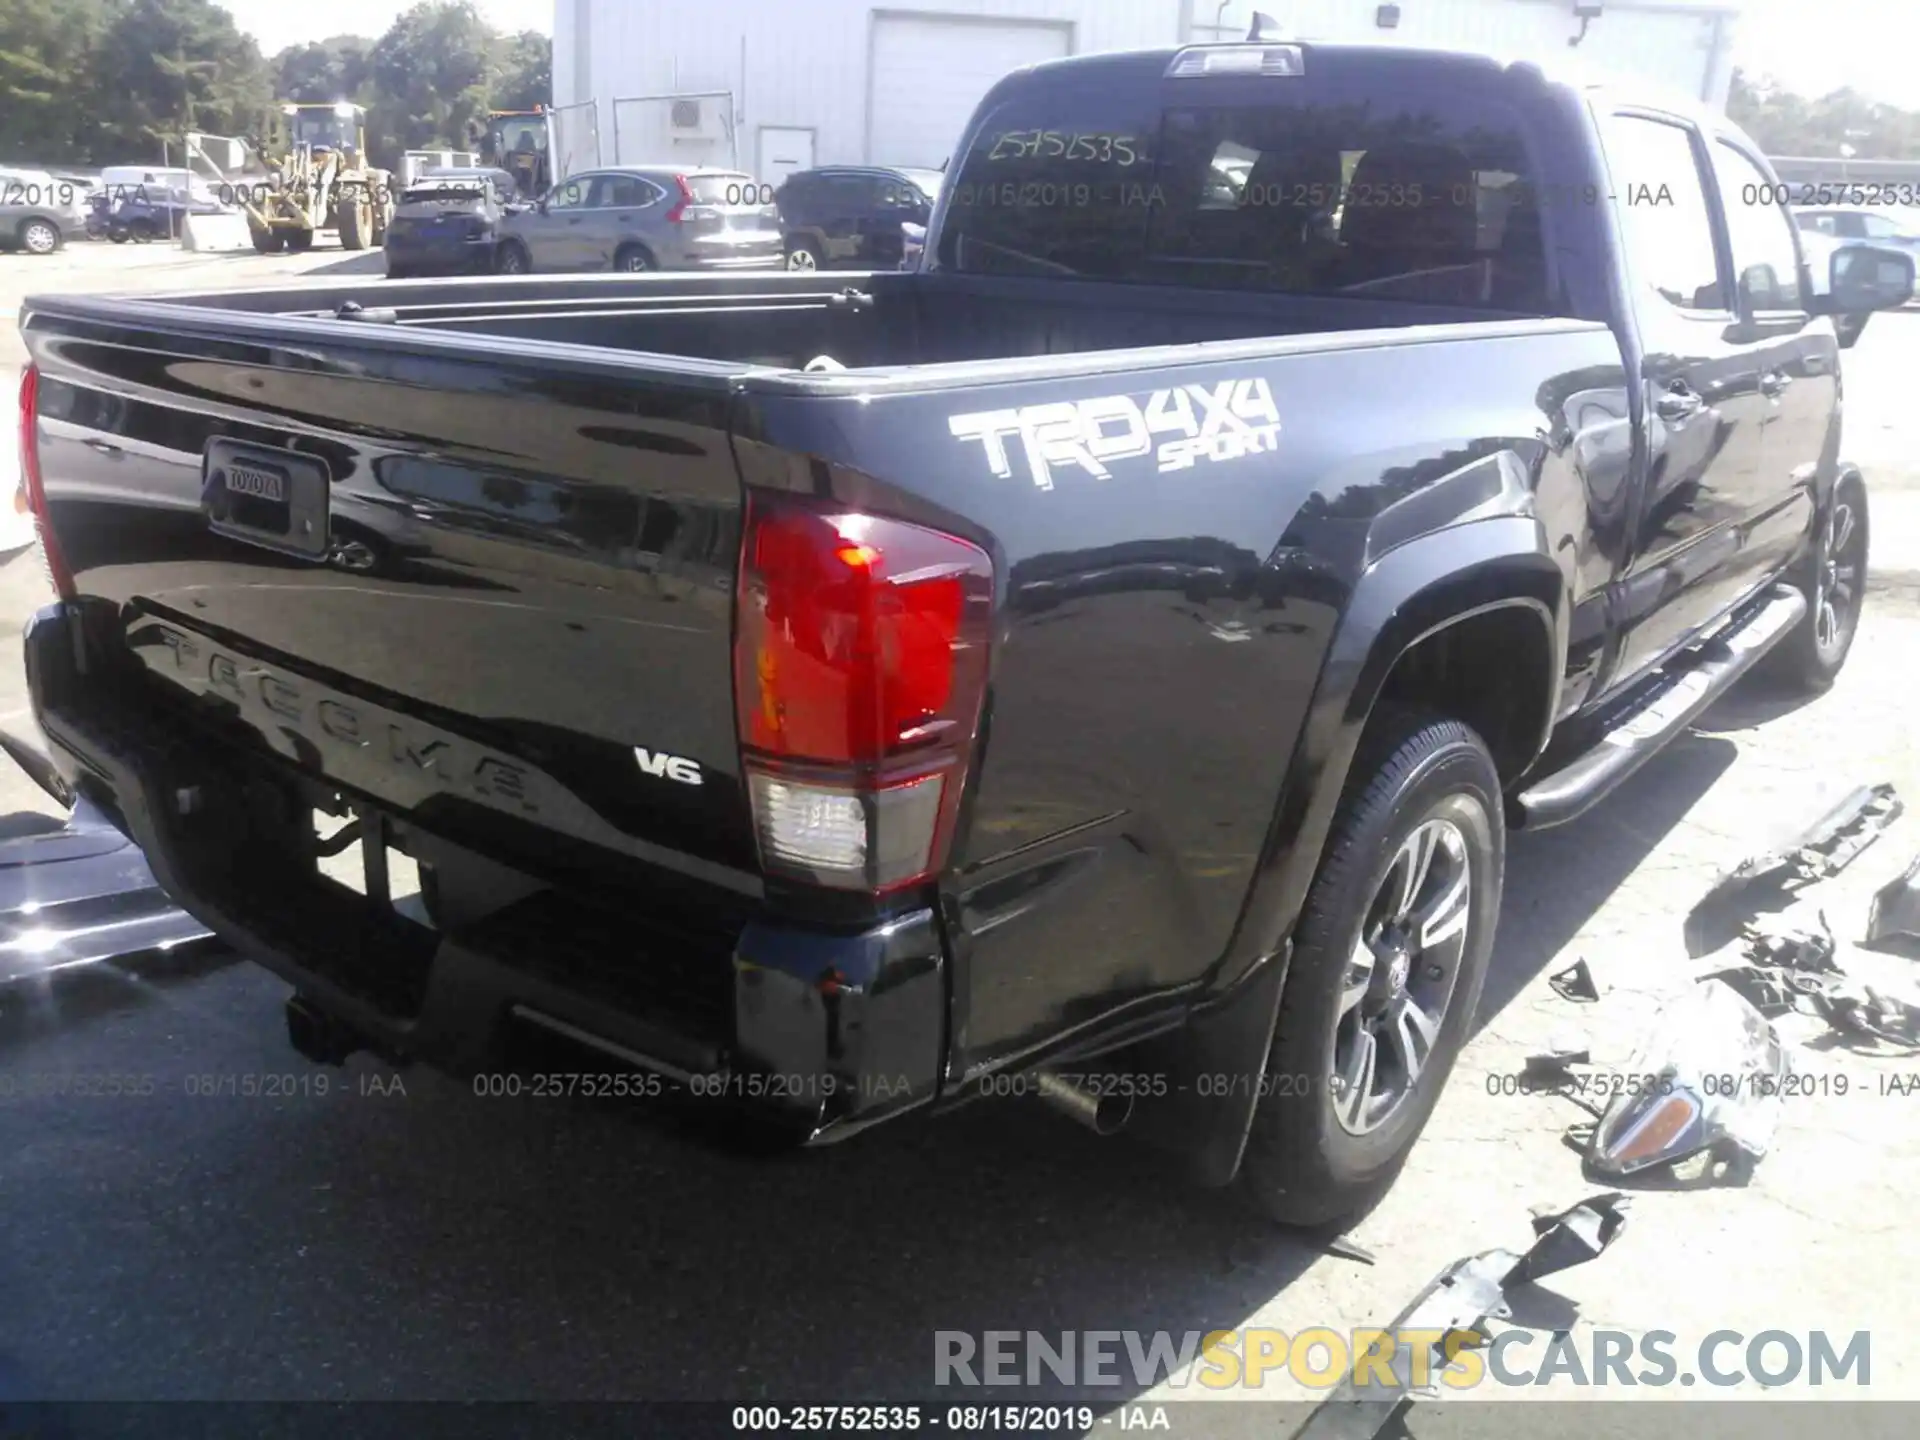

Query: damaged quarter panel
[736,320,1623,1077]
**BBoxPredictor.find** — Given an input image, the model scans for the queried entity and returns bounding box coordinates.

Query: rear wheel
[495,240,531,275]
[613,243,653,273]
[285,229,314,253]
[17,219,60,255]
[1767,470,1869,693]
[250,227,284,254]
[785,241,821,271]
[1240,710,1503,1226]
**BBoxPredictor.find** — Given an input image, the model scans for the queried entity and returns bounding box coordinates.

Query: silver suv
[496,167,782,273]
[0,168,89,255]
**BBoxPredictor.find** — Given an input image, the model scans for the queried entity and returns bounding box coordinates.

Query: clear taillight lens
[734,492,992,892]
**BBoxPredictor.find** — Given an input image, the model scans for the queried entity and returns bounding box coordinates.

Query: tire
[1240,709,1504,1227]
[338,198,369,251]
[250,228,283,254]
[129,219,156,243]
[384,261,411,280]
[495,240,531,275]
[1765,469,1869,693]
[285,229,314,253]
[786,241,822,271]
[17,219,61,255]
[613,244,653,273]
[108,228,130,244]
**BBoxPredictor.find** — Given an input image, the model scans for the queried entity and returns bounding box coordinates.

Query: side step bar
[1511,584,1806,831]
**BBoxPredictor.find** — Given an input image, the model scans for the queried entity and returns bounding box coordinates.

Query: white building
[553,0,1742,182]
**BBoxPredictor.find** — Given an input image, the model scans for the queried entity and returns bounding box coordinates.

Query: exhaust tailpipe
[1035,1069,1133,1137]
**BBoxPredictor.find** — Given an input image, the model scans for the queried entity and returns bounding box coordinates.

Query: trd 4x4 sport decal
[947,377,1281,491]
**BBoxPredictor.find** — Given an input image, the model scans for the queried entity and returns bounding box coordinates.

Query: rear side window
[1604,116,1725,312]
[935,63,1550,310]
[596,174,657,208]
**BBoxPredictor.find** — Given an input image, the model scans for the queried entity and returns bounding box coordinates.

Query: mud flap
[1127,944,1290,1188]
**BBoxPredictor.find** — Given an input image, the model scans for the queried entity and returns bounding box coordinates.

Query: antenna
[1247,10,1282,40]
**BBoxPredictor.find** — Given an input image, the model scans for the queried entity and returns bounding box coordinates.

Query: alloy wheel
[1330,817,1472,1135]
[1814,493,1865,660]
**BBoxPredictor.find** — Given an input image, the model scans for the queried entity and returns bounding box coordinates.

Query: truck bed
[106,268,1557,370]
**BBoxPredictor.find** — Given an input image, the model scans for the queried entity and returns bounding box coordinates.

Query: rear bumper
[384,233,496,271]
[24,600,948,1142]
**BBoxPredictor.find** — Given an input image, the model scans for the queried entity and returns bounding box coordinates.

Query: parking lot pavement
[3,308,1920,1410]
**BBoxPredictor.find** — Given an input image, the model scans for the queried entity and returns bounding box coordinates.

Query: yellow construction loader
[236,103,393,253]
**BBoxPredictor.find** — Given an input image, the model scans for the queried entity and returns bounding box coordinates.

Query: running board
[1511,585,1806,831]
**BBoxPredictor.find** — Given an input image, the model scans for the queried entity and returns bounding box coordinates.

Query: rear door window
[935,56,1550,310]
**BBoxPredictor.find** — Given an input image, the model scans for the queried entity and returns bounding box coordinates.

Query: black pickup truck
[15,43,1914,1223]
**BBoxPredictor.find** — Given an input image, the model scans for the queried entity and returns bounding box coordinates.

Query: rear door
[588,171,664,268]
[1601,110,1778,689]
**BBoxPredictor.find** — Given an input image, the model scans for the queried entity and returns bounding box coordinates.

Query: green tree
[489,29,549,114]
[89,0,271,162]
[365,1,494,160]
[1729,67,1920,160]
[273,34,372,106]
[0,0,115,163]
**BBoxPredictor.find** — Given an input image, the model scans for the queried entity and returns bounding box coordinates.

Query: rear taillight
[734,492,993,893]
[16,365,74,599]
[665,174,696,224]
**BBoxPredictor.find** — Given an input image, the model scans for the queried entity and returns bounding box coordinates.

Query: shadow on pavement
[1479,715,1741,1027]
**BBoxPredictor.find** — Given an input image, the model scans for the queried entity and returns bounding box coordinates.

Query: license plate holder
[203,440,329,559]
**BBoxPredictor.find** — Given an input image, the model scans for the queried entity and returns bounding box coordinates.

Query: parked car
[16,41,1912,1225]
[0,168,89,255]
[1794,204,1920,260]
[494,167,782,273]
[775,165,942,270]
[384,167,523,278]
[86,166,228,244]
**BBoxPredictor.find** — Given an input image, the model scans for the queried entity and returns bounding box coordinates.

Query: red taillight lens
[734,492,993,892]
[16,365,75,599]
[665,174,695,224]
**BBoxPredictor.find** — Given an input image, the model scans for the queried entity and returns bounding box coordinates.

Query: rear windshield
[934,63,1548,311]
[688,172,756,205]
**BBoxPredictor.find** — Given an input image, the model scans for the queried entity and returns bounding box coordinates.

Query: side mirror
[1828,243,1915,315]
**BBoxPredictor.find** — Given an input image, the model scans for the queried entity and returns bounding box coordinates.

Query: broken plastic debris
[1548,959,1599,1003]
[1588,981,1788,1182]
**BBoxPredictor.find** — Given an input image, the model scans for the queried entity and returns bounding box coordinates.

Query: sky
[221,0,552,56]
[219,0,1913,109]
[1736,0,1919,105]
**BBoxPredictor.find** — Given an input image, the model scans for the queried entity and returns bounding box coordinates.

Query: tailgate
[24,305,759,893]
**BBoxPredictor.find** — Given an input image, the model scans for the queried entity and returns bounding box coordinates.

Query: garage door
[868,15,1072,169]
